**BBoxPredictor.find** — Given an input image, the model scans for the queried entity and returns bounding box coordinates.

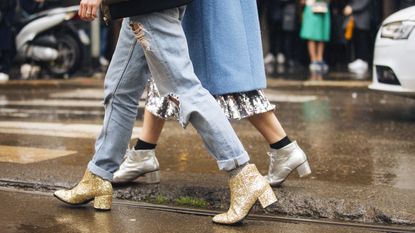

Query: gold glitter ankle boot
[212,164,277,225]
[54,170,113,210]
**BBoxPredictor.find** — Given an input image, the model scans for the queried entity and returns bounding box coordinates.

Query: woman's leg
[139,109,165,144]
[247,111,286,144]
[54,19,152,210]
[307,40,317,62]
[130,7,276,224]
[317,41,325,62]
[249,111,311,187]
[129,9,251,170]
[316,41,329,73]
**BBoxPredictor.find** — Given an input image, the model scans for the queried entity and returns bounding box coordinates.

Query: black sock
[134,139,157,150]
[228,162,249,177]
[270,136,292,150]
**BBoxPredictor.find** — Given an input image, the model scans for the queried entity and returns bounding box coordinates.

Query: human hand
[343,5,353,16]
[34,0,45,3]
[79,0,102,21]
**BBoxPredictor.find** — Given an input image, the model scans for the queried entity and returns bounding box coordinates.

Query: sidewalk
[0,70,372,91]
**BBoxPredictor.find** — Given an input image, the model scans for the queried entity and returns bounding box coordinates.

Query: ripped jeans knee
[130,23,151,51]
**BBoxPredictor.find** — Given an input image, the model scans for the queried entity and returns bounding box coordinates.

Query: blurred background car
[369,6,415,97]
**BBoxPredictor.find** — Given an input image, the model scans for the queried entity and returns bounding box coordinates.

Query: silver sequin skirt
[145,79,275,120]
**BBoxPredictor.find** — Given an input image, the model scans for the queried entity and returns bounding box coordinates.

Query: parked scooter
[14,3,90,78]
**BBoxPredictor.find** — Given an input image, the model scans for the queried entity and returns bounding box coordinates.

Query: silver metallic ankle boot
[112,149,160,184]
[265,141,311,186]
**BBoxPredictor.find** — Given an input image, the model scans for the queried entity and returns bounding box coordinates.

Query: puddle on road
[0,88,413,191]
[0,121,142,139]
[155,93,415,191]
[0,95,8,106]
[0,145,76,164]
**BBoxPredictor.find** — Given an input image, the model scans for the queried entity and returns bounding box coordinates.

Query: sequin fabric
[145,79,275,120]
[145,80,180,120]
[54,170,113,210]
[214,91,275,120]
[212,164,277,225]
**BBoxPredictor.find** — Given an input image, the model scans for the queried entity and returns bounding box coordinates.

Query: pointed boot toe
[53,190,70,203]
[212,214,228,224]
[53,169,113,210]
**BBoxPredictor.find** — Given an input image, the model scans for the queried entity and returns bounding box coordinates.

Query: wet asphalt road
[0,80,414,189]
[0,189,380,233]
[0,78,414,230]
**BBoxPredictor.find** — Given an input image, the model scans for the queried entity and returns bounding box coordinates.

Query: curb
[0,77,371,91]
[266,79,371,91]
[0,77,104,89]
[112,181,415,226]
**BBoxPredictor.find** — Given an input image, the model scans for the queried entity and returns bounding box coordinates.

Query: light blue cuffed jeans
[88,7,250,180]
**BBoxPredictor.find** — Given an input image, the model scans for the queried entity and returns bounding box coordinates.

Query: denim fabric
[182,0,266,95]
[88,7,250,180]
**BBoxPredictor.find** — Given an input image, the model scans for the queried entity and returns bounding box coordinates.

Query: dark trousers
[267,18,297,62]
[267,19,284,56]
[0,50,14,74]
[352,29,370,62]
[257,0,267,19]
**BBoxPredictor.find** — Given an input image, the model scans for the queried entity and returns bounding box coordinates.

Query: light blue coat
[182,0,266,95]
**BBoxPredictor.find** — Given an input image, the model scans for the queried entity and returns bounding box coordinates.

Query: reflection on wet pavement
[1,190,380,233]
[0,87,414,191]
[0,121,141,139]
[0,145,76,164]
[154,90,415,190]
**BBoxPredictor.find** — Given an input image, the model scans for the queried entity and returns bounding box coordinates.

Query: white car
[369,6,415,97]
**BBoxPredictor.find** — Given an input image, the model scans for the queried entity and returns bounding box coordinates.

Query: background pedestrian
[300,0,331,73]
[0,0,16,81]
[344,0,372,75]
[264,0,299,74]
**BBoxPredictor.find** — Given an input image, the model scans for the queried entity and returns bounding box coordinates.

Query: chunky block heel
[143,170,160,183]
[258,186,277,208]
[134,170,160,184]
[93,195,112,210]
[297,161,311,177]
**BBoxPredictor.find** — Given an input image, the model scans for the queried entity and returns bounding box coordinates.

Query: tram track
[0,180,414,233]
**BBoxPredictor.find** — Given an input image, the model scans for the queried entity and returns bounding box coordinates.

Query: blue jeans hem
[217,151,250,171]
[88,161,113,181]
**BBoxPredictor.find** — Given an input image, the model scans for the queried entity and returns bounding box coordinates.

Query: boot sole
[53,193,93,206]
[53,194,111,211]
[112,170,160,184]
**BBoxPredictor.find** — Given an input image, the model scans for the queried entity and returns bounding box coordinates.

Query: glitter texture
[54,170,113,210]
[212,164,277,225]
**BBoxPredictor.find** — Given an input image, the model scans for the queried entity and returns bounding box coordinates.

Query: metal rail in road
[0,181,414,233]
